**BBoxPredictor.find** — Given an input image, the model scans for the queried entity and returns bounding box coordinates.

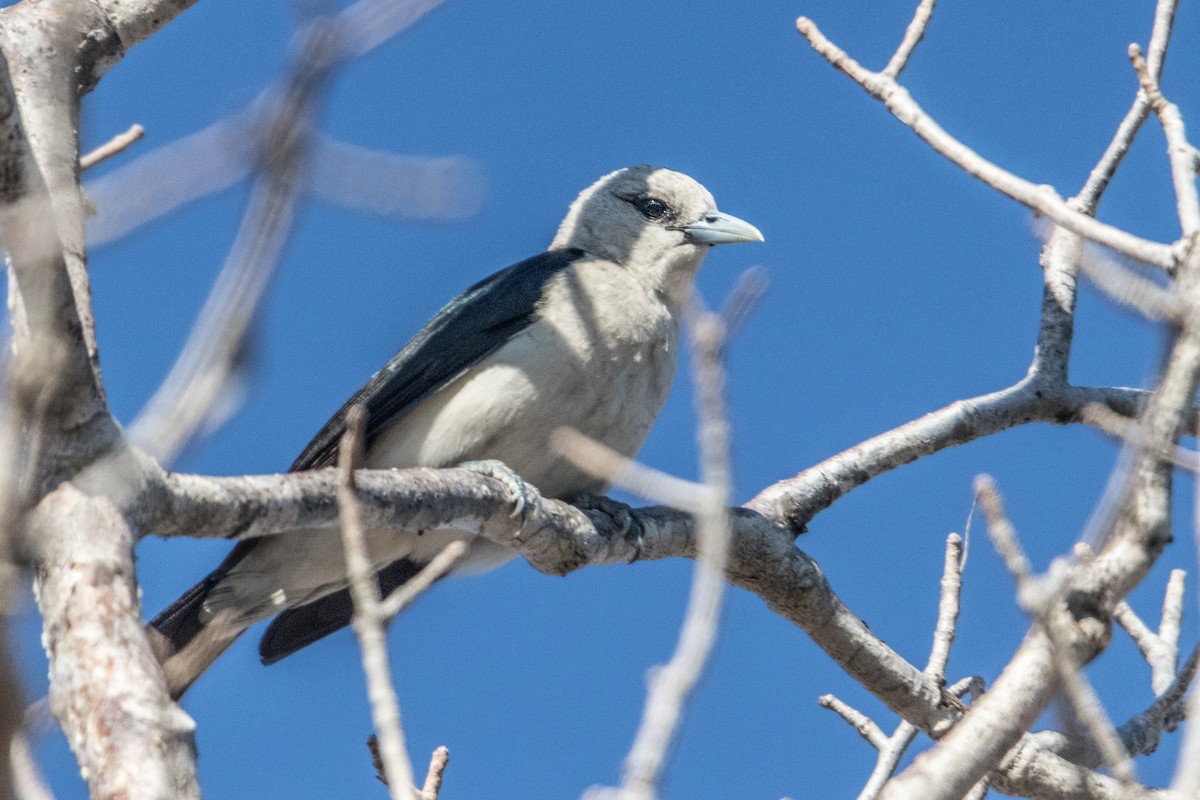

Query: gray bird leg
[571,492,643,562]
[456,459,537,522]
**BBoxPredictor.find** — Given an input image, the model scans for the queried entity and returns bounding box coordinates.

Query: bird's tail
[147,574,249,700]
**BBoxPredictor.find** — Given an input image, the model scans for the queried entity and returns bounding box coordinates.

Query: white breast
[368,257,680,498]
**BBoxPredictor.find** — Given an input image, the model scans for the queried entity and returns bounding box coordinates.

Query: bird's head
[550,165,762,301]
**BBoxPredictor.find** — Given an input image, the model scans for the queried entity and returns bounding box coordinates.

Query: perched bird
[149,165,763,698]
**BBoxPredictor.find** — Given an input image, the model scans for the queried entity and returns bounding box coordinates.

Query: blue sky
[11,1,1200,797]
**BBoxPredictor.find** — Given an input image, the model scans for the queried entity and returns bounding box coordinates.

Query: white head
[550,165,762,302]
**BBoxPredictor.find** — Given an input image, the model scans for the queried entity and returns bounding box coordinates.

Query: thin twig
[1115,603,1164,663]
[420,747,450,800]
[338,405,418,800]
[1075,0,1179,213]
[619,310,736,800]
[855,533,969,800]
[973,477,1032,589]
[552,427,713,512]
[378,541,468,621]
[858,723,918,800]
[926,533,964,682]
[818,695,888,749]
[882,0,936,79]
[1129,44,1200,237]
[79,124,144,172]
[1114,570,1186,695]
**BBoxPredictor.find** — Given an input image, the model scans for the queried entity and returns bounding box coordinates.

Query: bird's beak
[682,210,764,245]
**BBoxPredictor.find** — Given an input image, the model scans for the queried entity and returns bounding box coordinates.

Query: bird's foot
[457,460,536,522]
[572,492,644,562]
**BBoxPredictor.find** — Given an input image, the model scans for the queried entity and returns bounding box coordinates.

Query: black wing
[291,248,585,471]
[258,557,425,664]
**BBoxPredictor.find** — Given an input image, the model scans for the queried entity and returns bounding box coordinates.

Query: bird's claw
[457,460,535,522]
[572,492,644,562]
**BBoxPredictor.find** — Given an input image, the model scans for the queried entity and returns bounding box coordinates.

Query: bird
[148,164,763,699]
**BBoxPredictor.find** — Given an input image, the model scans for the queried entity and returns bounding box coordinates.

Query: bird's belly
[368,321,676,499]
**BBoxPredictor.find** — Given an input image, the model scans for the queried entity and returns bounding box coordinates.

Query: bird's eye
[635,196,669,221]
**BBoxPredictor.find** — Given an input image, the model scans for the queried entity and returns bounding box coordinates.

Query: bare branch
[1115,570,1186,695]
[926,533,964,683]
[1081,403,1200,473]
[306,138,483,221]
[378,541,467,621]
[337,0,448,58]
[620,311,736,800]
[145,460,963,734]
[553,427,714,512]
[84,112,258,246]
[795,16,1178,271]
[882,0,936,79]
[1173,480,1200,794]
[857,724,918,800]
[818,695,888,749]
[1024,0,1181,383]
[1116,602,1166,667]
[717,266,769,340]
[30,484,199,799]
[89,0,199,56]
[338,406,419,800]
[974,476,1032,589]
[1075,0,1179,213]
[79,124,145,172]
[84,0,467,248]
[420,746,450,800]
[788,6,1199,792]
[1045,613,1138,786]
[749,381,1168,535]
[1129,44,1200,236]
[1121,644,1197,755]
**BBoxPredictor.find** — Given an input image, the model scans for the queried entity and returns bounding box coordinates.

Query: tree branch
[337,406,420,800]
[795,16,1179,272]
[79,123,144,171]
[748,381,1165,535]
[30,483,198,799]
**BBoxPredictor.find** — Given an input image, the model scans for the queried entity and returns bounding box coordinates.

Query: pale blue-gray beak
[682,210,764,245]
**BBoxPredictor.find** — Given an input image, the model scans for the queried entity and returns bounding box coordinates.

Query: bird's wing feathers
[258,557,426,664]
[290,248,585,471]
